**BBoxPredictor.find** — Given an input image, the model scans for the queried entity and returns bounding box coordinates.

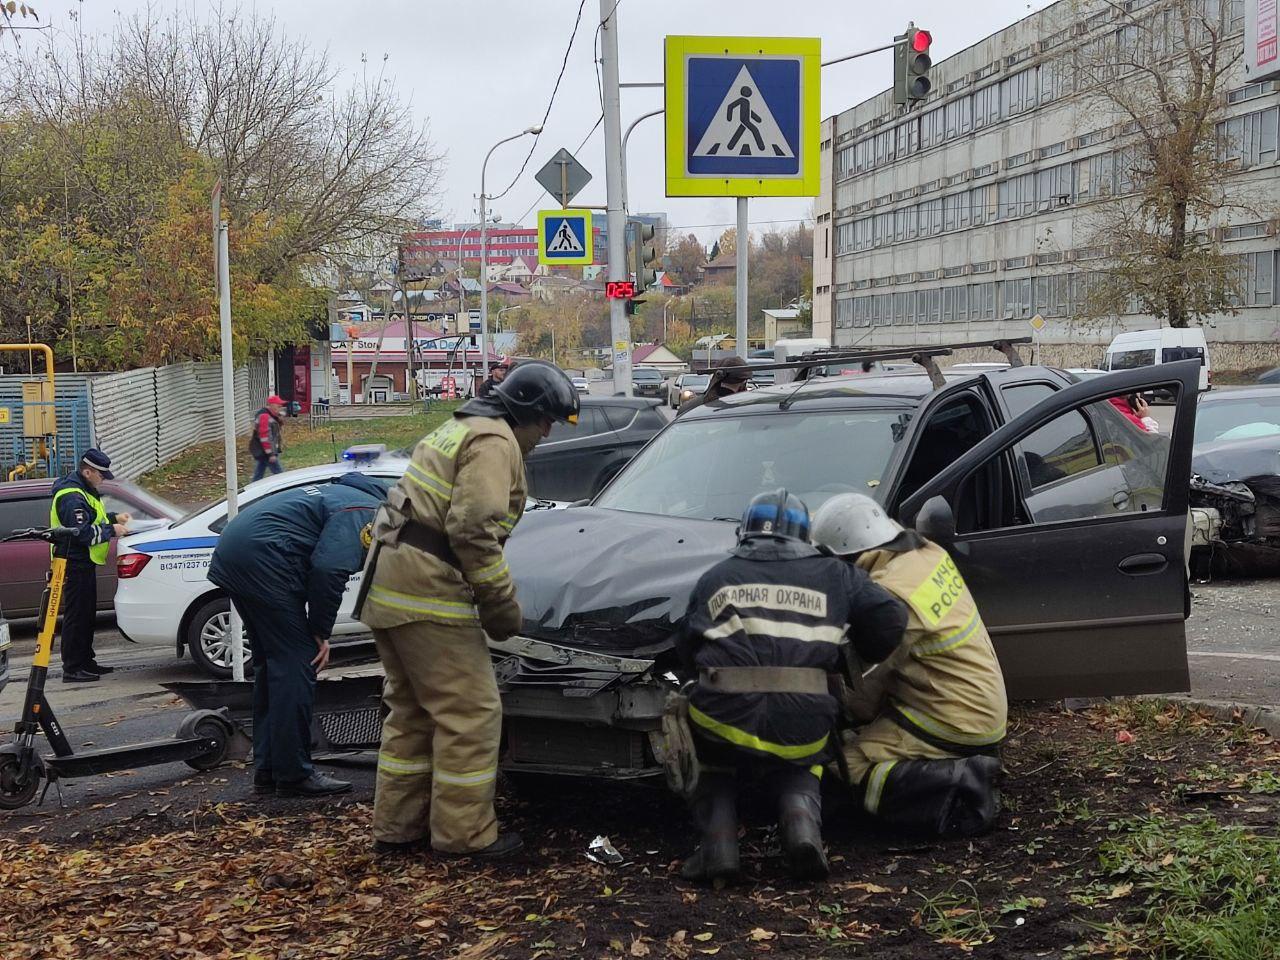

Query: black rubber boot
[439,832,524,861]
[680,773,740,885]
[776,769,829,881]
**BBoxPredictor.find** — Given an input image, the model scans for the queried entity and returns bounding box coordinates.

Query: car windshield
[633,369,663,382]
[595,409,902,521]
[683,375,710,390]
[1195,395,1280,443]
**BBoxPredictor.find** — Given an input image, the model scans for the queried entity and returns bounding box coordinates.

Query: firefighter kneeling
[673,489,907,884]
[811,493,1008,838]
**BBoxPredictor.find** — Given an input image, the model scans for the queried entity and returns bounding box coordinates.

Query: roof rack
[719,337,1033,389]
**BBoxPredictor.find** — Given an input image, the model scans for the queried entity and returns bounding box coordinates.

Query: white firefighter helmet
[811,492,904,557]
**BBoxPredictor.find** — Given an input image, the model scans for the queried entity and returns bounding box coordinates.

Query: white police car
[115,446,561,678]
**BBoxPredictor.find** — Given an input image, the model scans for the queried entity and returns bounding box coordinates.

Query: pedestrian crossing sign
[665,35,820,198]
[537,209,594,265]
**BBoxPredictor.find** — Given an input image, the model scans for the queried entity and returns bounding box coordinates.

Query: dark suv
[524,396,666,501]
[492,344,1201,779]
[631,366,666,399]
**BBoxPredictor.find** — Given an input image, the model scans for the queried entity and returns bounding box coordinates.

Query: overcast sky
[63,0,1054,244]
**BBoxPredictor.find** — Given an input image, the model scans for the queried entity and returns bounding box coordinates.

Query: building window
[1233,251,1278,306]
[1000,68,1037,117]
[1036,251,1064,265]
[1039,141,1068,160]
[971,261,995,275]
[972,162,998,179]
[1218,107,1280,168]
[1004,256,1030,269]
[943,265,966,278]
[1006,151,1034,169]
[1223,222,1269,241]
[1003,278,1032,318]
[1228,80,1277,104]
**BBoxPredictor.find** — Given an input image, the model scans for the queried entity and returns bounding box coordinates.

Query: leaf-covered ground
[2,701,1279,959]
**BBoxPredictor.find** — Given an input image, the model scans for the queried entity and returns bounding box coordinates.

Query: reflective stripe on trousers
[367,584,480,622]
[688,703,829,762]
[378,752,433,776]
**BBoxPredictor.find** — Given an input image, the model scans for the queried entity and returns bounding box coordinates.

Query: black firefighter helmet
[492,359,580,426]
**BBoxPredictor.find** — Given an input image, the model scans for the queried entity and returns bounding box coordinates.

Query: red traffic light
[912,29,932,52]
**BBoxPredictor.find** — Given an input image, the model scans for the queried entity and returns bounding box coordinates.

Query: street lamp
[479,123,542,382]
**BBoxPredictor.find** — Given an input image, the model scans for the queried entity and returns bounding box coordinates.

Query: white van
[1104,328,1211,391]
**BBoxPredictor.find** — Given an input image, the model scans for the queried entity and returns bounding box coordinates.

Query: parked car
[114,451,565,678]
[571,376,591,395]
[1258,367,1280,385]
[631,366,666,399]
[492,355,1201,780]
[1188,386,1280,577]
[745,357,776,387]
[1105,327,1211,391]
[668,373,710,408]
[0,478,181,619]
[525,396,666,501]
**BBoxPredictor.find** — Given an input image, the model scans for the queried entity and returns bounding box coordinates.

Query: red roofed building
[629,343,685,375]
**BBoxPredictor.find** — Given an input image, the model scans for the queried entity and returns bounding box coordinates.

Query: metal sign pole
[215,214,244,682]
[600,0,632,395]
[735,197,749,355]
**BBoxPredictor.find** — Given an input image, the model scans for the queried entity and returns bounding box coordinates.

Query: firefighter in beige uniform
[812,493,1007,837]
[359,361,580,859]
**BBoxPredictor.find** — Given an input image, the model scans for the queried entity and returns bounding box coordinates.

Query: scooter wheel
[0,746,43,810]
[178,711,234,771]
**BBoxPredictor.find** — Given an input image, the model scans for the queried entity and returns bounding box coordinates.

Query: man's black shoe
[86,663,115,675]
[276,773,352,797]
[439,832,524,861]
[62,670,100,683]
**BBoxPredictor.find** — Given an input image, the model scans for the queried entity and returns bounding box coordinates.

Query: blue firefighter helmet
[739,488,811,544]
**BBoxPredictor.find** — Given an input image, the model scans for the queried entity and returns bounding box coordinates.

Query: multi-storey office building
[813,0,1279,369]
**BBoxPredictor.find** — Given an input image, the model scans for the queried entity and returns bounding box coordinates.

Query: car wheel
[187,597,253,679]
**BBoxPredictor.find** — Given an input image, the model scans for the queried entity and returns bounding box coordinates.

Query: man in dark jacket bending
[209,472,385,797]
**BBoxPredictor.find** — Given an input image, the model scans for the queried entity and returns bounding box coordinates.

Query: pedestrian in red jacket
[250,395,287,481]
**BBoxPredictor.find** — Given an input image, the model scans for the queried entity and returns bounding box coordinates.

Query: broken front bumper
[166,635,673,781]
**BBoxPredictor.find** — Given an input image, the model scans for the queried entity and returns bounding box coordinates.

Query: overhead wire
[488,0,591,203]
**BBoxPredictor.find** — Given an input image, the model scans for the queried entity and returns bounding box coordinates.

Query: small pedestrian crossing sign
[665,35,820,198]
[537,209,593,265]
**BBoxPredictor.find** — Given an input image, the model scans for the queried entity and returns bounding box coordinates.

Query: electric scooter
[0,526,246,810]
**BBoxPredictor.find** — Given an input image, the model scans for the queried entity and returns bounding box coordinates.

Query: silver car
[668,373,710,408]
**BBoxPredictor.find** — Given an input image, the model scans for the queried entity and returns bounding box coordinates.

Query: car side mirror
[915,495,956,546]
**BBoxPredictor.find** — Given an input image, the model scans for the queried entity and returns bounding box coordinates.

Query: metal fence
[0,358,269,484]
[0,375,95,480]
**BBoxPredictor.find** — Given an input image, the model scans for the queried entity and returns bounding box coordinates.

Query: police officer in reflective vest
[674,489,907,884]
[49,448,131,683]
[359,360,579,860]
[811,493,1007,837]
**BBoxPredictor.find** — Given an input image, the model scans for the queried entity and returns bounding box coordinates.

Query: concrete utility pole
[212,182,244,682]
[599,0,632,396]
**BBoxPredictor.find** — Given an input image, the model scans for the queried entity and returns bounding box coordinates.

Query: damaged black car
[494,345,1203,780]
[1189,386,1280,579]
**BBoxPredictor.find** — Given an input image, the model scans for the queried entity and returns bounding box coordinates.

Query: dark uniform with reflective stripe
[50,472,119,675]
[677,537,907,769]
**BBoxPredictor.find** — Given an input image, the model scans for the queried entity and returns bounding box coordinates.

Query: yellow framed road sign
[537,209,594,266]
[665,35,821,198]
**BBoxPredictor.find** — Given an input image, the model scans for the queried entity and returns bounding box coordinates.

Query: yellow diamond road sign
[1029,313,1046,331]
[665,35,821,198]
[537,209,594,266]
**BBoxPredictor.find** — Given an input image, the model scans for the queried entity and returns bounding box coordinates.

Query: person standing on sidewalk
[249,394,287,481]
[359,360,578,860]
[49,448,131,683]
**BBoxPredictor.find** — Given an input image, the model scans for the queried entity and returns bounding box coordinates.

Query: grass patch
[1093,816,1280,959]
[141,405,459,506]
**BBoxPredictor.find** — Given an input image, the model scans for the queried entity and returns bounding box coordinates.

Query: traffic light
[629,219,659,293]
[893,25,933,106]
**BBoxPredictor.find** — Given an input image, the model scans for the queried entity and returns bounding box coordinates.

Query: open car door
[898,359,1201,699]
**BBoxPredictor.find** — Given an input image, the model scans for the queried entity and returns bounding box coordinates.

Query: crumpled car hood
[506,507,736,655]
[1193,435,1280,484]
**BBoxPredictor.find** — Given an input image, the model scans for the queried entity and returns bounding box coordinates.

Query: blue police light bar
[342,444,386,464]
